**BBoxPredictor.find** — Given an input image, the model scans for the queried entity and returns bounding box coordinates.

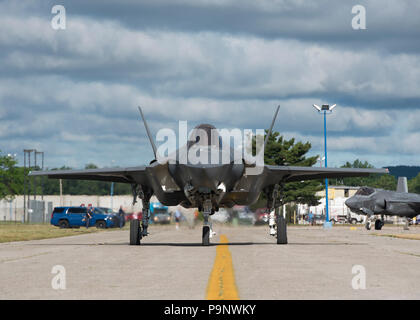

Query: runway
[1,225,420,299]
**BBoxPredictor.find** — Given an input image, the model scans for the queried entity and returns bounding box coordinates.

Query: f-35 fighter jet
[30,106,387,245]
[345,177,420,230]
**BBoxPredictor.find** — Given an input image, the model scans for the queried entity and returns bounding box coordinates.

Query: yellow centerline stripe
[206,234,239,300]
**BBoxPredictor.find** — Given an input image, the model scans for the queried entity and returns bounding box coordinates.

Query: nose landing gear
[201,199,214,246]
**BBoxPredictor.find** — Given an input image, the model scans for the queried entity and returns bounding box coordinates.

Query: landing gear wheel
[130,219,142,245]
[276,214,288,244]
[202,226,210,246]
[374,220,383,230]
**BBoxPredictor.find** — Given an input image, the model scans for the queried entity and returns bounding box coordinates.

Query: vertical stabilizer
[396,177,408,193]
[264,105,280,149]
[138,106,157,159]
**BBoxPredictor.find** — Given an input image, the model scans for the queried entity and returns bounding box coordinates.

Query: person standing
[118,205,126,228]
[193,209,199,228]
[174,208,181,230]
[308,211,314,226]
[85,205,93,229]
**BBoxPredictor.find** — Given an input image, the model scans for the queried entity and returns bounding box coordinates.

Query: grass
[0,223,104,243]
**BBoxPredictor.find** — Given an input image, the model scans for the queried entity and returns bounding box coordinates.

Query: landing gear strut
[201,199,213,246]
[129,184,152,246]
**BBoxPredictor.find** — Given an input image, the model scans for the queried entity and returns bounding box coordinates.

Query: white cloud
[0,1,419,169]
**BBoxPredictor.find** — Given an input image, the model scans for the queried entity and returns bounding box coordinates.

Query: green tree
[0,151,25,200]
[339,159,396,190]
[34,164,132,196]
[251,132,322,208]
[408,173,420,194]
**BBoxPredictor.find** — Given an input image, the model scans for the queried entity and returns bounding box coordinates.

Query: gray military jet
[345,177,420,230]
[30,106,387,245]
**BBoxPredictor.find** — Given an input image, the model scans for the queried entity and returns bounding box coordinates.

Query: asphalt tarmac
[1,224,420,299]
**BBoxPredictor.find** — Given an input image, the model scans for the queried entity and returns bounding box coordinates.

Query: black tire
[58,220,69,229]
[202,226,210,246]
[375,220,383,230]
[96,220,106,229]
[276,214,288,244]
[350,218,357,225]
[130,219,141,245]
[365,222,371,230]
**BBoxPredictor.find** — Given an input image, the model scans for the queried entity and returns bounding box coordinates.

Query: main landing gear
[129,184,152,246]
[365,214,385,231]
[130,219,142,245]
[266,184,287,245]
[375,219,384,230]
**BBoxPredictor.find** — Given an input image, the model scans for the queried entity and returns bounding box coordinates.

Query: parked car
[125,211,142,222]
[234,206,255,225]
[98,207,125,227]
[153,212,172,224]
[50,206,117,229]
[149,202,170,224]
[97,207,115,214]
[314,214,326,225]
[255,208,269,225]
[238,211,256,225]
[210,208,231,223]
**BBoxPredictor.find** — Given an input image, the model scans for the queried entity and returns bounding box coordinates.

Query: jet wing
[386,199,420,206]
[265,166,388,183]
[28,166,149,185]
[385,199,420,214]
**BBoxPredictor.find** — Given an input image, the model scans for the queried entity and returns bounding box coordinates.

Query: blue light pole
[313,104,336,229]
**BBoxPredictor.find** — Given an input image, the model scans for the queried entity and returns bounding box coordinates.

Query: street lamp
[312,104,336,229]
[317,155,325,167]
[23,149,35,223]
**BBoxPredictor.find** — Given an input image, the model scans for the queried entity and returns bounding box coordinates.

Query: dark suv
[50,206,117,228]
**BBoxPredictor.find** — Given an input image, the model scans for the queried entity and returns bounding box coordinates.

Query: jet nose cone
[345,198,355,209]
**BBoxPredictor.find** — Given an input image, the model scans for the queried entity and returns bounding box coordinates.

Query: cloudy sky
[1,0,420,169]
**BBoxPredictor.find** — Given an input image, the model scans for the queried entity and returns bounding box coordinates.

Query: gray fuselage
[345,187,420,218]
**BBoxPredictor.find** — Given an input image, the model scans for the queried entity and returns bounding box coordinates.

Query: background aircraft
[30,106,387,245]
[345,177,420,230]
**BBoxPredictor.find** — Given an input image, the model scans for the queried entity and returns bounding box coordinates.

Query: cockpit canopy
[187,124,220,149]
[355,187,375,196]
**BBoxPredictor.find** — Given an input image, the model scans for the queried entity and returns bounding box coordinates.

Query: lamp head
[312,104,321,111]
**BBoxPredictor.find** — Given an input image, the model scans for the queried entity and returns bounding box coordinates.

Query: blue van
[50,206,118,229]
